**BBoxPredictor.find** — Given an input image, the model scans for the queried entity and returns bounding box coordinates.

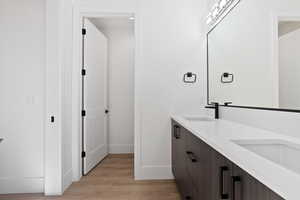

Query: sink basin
[184,116,214,122]
[232,139,300,175]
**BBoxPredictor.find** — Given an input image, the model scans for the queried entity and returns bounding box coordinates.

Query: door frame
[44,0,64,195]
[72,11,137,181]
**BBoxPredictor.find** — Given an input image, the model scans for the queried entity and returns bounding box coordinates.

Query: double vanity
[171,116,300,200]
[174,0,300,199]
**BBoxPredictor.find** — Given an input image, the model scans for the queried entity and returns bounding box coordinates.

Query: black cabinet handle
[232,176,241,200]
[185,196,192,200]
[186,151,197,162]
[173,125,180,139]
[220,166,229,199]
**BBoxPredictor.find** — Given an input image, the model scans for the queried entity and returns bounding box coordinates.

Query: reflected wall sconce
[206,0,241,27]
[221,72,234,83]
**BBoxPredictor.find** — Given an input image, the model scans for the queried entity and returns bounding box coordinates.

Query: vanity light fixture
[219,0,227,8]
[206,12,213,24]
[206,0,240,26]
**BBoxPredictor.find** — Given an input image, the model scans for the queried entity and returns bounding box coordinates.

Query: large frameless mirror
[207,0,300,112]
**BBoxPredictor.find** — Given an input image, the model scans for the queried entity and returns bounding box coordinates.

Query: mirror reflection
[208,0,300,110]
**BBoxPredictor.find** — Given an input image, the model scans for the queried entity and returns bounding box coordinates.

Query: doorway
[80,16,135,175]
[278,20,300,110]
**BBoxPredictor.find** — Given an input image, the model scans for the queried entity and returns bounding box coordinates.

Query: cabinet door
[171,122,187,196]
[186,130,212,200]
[211,150,233,200]
[269,189,284,200]
[183,172,199,200]
[232,165,285,200]
[171,121,180,176]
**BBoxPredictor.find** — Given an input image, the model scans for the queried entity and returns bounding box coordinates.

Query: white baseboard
[109,144,134,154]
[62,169,73,192]
[0,177,44,194]
[135,165,174,180]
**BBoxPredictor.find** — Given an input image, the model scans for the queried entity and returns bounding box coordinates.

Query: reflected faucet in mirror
[205,102,219,119]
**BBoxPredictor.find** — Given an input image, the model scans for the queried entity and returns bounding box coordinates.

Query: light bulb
[219,0,227,8]
[212,7,219,17]
[206,16,213,24]
[213,3,219,9]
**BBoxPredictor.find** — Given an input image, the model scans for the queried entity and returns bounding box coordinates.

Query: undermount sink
[232,139,300,175]
[183,116,214,122]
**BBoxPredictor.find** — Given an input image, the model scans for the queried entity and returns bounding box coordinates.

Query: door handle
[0,138,3,143]
[220,166,229,199]
[173,125,180,139]
[232,176,241,200]
[186,151,197,162]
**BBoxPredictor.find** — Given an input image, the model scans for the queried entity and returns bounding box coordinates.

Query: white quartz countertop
[172,115,300,200]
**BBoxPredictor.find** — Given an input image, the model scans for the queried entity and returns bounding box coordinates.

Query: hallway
[0,155,180,200]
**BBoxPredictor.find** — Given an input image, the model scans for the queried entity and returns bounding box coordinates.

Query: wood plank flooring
[0,154,180,200]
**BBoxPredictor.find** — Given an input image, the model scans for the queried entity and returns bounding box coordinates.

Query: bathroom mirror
[207,0,300,112]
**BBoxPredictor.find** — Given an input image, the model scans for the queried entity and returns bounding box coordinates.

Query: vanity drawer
[185,130,212,200]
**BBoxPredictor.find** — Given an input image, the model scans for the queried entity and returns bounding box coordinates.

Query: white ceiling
[279,21,300,37]
[89,17,134,34]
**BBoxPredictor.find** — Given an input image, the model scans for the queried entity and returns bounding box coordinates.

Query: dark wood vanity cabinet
[231,165,284,200]
[172,122,188,198]
[171,121,284,200]
[210,149,234,200]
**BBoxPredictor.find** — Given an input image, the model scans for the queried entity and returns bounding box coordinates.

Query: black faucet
[205,102,219,119]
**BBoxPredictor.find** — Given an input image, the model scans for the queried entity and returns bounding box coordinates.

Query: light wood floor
[0,154,180,200]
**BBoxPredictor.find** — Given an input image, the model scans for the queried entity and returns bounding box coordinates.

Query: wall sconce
[206,0,241,27]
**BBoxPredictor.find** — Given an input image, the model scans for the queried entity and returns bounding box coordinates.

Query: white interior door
[83,19,108,175]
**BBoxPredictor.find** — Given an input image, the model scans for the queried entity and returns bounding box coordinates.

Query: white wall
[80,0,137,13]
[91,18,135,154]
[107,24,134,154]
[279,28,300,109]
[61,0,74,193]
[136,0,206,179]
[0,0,45,193]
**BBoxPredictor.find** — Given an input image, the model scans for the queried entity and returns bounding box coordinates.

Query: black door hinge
[81,69,86,76]
[82,28,86,35]
[82,110,86,117]
[81,151,86,158]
